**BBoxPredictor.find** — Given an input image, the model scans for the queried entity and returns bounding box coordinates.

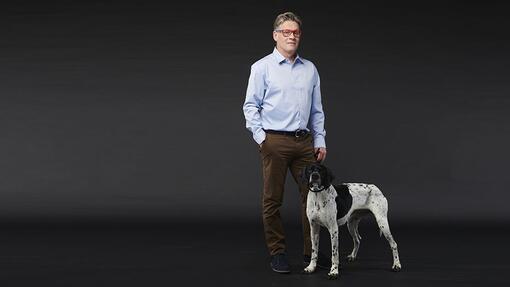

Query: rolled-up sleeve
[243,64,266,145]
[308,69,326,148]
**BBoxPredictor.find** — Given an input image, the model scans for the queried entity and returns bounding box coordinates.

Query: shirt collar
[272,47,303,65]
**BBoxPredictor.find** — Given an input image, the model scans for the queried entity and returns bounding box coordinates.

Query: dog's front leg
[303,221,320,274]
[327,224,340,279]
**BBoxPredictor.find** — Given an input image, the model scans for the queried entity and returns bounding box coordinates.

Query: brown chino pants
[259,132,316,256]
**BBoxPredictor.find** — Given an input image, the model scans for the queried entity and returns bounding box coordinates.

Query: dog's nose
[311,173,319,180]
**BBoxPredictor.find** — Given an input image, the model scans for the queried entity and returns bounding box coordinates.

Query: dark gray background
[1,0,508,224]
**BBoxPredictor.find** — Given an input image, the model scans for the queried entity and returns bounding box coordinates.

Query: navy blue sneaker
[270,253,291,273]
[303,252,332,270]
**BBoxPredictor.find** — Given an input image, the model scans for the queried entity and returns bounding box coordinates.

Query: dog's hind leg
[346,216,362,262]
[372,205,402,272]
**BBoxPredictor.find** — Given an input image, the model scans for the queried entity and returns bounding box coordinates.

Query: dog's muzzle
[308,172,323,192]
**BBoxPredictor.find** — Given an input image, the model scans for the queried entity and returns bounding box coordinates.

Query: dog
[301,163,402,279]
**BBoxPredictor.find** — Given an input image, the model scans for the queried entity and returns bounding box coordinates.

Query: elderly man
[243,12,329,273]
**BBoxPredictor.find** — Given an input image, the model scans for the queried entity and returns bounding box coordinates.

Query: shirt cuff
[313,136,326,148]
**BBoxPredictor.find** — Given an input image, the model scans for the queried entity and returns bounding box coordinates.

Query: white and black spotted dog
[301,163,402,279]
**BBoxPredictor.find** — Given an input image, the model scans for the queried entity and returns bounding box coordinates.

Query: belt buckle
[295,130,305,137]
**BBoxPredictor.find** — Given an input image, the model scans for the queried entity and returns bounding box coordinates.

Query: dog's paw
[346,255,357,262]
[303,265,316,274]
[327,266,339,279]
[392,263,402,272]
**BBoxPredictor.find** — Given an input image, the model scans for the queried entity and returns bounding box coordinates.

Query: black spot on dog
[334,184,353,219]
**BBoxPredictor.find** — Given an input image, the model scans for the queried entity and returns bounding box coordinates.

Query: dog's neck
[311,185,327,192]
[309,184,336,197]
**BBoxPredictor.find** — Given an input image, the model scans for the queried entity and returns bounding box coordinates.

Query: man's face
[273,20,301,55]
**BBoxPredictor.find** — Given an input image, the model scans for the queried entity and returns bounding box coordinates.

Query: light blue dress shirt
[243,48,326,148]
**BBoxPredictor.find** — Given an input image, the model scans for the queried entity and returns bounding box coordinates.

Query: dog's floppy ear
[324,166,335,187]
[300,165,310,184]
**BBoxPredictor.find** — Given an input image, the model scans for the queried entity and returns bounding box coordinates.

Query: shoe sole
[271,266,291,273]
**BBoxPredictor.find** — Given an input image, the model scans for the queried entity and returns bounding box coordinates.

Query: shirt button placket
[293,64,301,131]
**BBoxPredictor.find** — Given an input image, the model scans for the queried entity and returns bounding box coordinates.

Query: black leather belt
[264,129,310,137]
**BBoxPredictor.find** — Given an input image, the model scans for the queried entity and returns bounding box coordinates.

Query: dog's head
[301,163,335,192]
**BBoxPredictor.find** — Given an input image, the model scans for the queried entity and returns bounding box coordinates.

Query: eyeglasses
[274,29,301,38]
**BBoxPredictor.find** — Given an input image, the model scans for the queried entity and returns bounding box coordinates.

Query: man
[243,12,328,273]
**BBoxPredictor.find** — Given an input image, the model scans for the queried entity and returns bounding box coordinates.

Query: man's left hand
[314,147,327,163]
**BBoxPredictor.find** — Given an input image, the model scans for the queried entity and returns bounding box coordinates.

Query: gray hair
[273,12,302,30]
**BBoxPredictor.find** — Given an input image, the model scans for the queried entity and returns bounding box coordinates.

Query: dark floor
[0,220,509,286]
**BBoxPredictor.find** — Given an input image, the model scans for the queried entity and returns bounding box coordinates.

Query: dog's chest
[306,193,337,224]
[306,185,353,225]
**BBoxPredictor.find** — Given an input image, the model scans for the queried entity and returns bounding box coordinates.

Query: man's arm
[243,64,266,145]
[309,69,327,161]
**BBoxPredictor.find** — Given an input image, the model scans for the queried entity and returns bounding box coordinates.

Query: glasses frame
[274,29,302,38]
